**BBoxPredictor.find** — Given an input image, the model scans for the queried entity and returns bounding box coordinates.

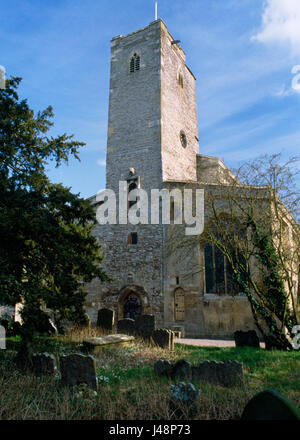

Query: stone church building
[84,19,298,338]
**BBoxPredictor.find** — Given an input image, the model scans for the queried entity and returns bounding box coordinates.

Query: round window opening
[180,131,187,148]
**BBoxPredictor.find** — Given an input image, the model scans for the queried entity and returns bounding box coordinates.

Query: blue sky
[1,0,299,198]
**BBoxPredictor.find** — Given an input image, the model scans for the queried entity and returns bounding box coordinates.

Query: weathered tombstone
[234,330,260,348]
[152,329,175,350]
[169,382,200,419]
[171,359,192,381]
[191,360,244,387]
[135,314,156,339]
[154,359,173,377]
[241,389,300,420]
[32,353,57,376]
[97,308,115,332]
[60,354,97,390]
[117,318,135,335]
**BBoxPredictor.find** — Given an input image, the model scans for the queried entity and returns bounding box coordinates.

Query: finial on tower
[155,1,158,20]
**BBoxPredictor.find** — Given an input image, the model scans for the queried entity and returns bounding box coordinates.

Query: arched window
[204,244,240,295]
[130,53,141,73]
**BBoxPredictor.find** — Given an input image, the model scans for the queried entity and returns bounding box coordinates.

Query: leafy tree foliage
[0,77,108,350]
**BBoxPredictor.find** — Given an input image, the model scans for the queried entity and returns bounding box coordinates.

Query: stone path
[175,338,265,348]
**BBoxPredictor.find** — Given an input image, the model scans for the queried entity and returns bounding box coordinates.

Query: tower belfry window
[127,170,140,209]
[130,54,140,73]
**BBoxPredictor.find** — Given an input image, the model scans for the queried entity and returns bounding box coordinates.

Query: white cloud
[252,0,300,56]
[291,65,300,92]
[97,159,106,167]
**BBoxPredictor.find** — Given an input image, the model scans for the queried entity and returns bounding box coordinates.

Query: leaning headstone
[97,308,115,332]
[169,382,200,419]
[60,354,97,390]
[117,318,135,336]
[32,353,57,376]
[171,359,192,381]
[135,314,156,339]
[154,359,173,377]
[152,329,175,350]
[192,360,244,387]
[234,330,260,348]
[241,389,300,420]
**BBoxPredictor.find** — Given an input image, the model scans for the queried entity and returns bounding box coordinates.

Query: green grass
[0,330,299,420]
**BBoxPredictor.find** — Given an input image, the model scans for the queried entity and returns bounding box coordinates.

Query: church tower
[106,19,199,193]
[86,19,200,327]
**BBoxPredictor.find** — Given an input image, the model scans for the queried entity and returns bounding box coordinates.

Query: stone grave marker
[97,308,115,332]
[170,359,192,381]
[191,360,244,387]
[117,318,135,335]
[152,329,175,350]
[169,382,200,419]
[60,354,97,390]
[135,314,156,339]
[234,330,260,348]
[32,353,57,376]
[241,389,300,420]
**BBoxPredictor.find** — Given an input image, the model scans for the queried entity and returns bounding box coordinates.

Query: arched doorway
[123,293,142,320]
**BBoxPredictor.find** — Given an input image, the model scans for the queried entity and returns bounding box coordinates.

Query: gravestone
[97,308,115,332]
[169,382,200,419]
[170,359,192,381]
[117,318,135,336]
[191,360,244,387]
[135,314,156,339]
[154,359,173,377]
[32,353,57,376]
[152,329,175,350]
[234,330,260,348]
[83,334,134,354]
[60,354,97,390]
[241,389,300,420]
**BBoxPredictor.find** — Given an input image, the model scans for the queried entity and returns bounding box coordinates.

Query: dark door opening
[123,294,142,320]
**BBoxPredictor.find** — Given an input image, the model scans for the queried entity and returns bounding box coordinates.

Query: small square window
[128,232,138,245]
